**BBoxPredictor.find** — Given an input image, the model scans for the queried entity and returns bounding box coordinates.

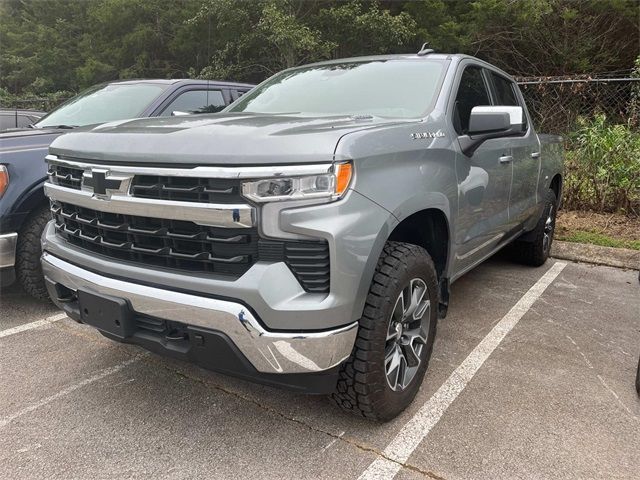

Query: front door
[451,65,513,275]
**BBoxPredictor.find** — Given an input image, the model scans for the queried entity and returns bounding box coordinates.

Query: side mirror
[459,106,525,156]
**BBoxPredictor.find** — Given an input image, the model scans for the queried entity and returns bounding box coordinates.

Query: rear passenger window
[160,90,226,116]
[453,66,491,134]
[490,72,527,130]
[490,73,518,106]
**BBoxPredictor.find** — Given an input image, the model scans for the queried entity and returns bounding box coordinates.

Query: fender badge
[411,131,445,140]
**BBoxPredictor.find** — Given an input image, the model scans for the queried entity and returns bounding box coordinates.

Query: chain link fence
[517,77,640,135]
[8,97,70,112]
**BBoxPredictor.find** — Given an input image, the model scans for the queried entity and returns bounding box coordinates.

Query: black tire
[16,204,51,300]
[510,189,557,267]
[332,241,439,421]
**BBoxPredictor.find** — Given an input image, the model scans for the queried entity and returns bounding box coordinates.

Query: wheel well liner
[388,209,449,277]
[550,174,562,207]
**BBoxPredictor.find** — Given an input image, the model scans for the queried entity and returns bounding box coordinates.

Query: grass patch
[558,230,640,250]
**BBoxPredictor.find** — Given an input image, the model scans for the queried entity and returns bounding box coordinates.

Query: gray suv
[41,52,563,420]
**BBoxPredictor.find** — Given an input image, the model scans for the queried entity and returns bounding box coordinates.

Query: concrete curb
[551,240,640,270]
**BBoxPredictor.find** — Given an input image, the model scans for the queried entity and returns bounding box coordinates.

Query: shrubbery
[564,115,640,215]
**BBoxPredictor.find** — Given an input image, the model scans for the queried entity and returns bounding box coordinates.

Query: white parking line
[0,354,145,429]
[359,261,567,479]
[0,313,68,339]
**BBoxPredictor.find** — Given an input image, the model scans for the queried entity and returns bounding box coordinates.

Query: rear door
[451,64,514,275]
[488,72,541,227]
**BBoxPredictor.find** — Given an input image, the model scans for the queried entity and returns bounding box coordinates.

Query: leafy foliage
[1,0,638,217]
[1,0,637,95]
[565,115,640,214]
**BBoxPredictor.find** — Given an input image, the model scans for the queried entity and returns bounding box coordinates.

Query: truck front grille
[51,201,330,292]
[47,164,83,190]
[47,163,244,204]
[130,175,243,204]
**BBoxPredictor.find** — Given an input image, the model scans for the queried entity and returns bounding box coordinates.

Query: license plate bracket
[78,289,135,339]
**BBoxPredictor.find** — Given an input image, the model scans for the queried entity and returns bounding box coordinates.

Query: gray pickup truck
[41,51,563,420]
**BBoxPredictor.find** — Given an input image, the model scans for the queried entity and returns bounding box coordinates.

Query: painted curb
[551,240,640,270]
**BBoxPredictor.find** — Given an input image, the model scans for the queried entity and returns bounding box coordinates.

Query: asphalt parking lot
[1,255,639,479]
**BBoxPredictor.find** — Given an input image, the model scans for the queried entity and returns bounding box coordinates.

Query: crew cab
[41,52,563,420]
[0,79,253,296]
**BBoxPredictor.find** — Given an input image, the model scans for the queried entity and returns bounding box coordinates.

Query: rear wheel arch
[550,174,562,208]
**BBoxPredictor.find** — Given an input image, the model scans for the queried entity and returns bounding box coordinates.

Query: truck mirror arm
[458,125,525,157]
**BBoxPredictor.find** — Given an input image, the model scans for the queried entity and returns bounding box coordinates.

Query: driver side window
[453,66,491,135]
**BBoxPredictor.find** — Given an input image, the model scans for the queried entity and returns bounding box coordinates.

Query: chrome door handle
[499,155,513,164]
[531,152,541,158]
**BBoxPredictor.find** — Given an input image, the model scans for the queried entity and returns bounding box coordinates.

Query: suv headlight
[241,162,353,203]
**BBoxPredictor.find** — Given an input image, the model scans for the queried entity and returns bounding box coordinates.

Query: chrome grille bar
[44,182,254,228]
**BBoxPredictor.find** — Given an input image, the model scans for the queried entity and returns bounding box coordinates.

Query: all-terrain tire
[332,241,439,421]
[510,189,557,267]
[16,204,51,300]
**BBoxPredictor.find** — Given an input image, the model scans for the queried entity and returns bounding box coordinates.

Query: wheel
[332,241,438,421]
[511,189,557,267]
[16,204,52,300]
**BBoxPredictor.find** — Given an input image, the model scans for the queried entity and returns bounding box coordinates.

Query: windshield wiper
[35,124,78,129]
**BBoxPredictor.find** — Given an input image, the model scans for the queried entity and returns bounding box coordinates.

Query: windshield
[36,83,169,128]
[227,59,446,119]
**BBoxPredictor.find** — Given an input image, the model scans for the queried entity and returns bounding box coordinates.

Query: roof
[290,52,515,81]
[103,78,254,88]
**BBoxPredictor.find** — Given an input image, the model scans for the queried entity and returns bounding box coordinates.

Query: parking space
[1,256,639,479]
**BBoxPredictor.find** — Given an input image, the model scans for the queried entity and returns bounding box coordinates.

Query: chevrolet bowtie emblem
[83,169,130,199]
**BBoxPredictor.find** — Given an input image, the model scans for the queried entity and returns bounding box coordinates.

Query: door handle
[531,152,541,158]
[499,155,513,164]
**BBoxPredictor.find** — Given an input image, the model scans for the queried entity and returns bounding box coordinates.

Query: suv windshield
[36,83,169,128]
[227,59,446,119]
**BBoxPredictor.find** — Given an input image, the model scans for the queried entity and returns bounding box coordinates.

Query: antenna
[206,13,211,108]
[417,42,435,56]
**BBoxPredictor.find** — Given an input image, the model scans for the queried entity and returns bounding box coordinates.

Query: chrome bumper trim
[0,232,18,268]
[44,182,254,228]
[42,252,357,374]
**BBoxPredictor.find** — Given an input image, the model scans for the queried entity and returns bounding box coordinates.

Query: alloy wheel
[385,278,431,391]
[543,204,555,253]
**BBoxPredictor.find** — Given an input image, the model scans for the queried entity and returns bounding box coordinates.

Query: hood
[49,113,417,165]
[0,128,66,156]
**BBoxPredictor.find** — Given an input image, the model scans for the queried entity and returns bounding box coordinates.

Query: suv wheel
[16,204,51,300]
[332,241,438,421]
[511,189,557,267]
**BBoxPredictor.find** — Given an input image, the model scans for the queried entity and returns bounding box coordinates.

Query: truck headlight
[241,162,353,203]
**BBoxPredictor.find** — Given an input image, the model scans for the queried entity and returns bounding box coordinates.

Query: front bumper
[42,252,358,388]
[0,232,18,268]
[0,232,18,286]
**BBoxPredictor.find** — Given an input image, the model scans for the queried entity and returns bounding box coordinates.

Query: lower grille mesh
[51,201,330,292]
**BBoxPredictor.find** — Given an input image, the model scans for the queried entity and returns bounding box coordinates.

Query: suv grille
[51,201,330,292]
